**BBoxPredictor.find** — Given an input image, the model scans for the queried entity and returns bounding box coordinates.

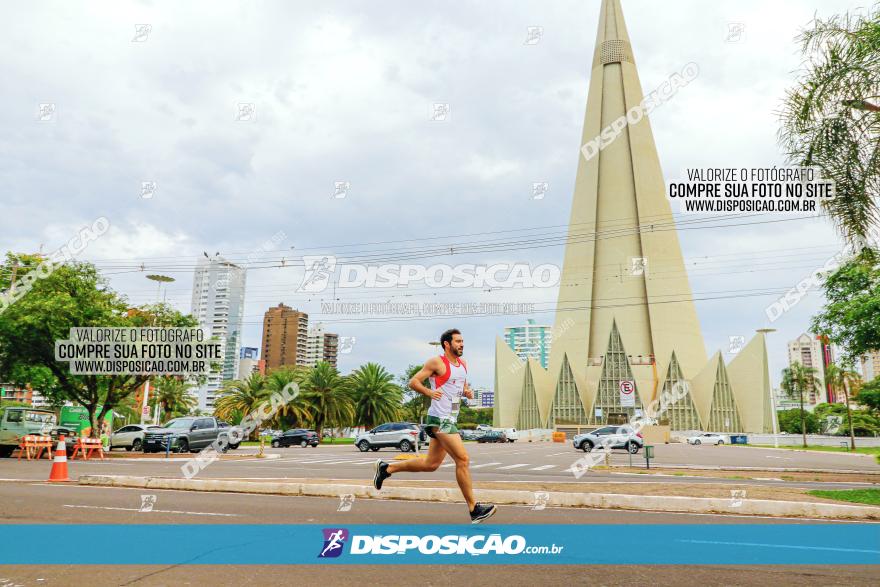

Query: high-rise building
[304,323,339,368]
[494,0,772,434]
[787,333,834,406]
[240,347,259,360]
[262,304,308,371]
[480,390,495,409]
[190,254,247,411]
[504,319,552,368]
[860,351,880,382]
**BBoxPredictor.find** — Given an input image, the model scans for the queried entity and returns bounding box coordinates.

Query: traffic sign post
[619,380,635,408]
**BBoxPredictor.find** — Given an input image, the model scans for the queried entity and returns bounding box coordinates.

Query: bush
[777,408,820,434]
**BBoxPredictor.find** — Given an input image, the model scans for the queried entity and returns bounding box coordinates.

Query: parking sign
[619,380,635,407]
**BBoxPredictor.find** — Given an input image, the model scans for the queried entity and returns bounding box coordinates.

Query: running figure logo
[318,528,349,558]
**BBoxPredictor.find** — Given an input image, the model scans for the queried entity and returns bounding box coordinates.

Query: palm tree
[348,363,403,430]
[299,362,355,440]
[778,6,880,250]
[824,363,863,450]
[149,377,196,423]
[781,363,822,447]
[266,366,312,430]
[214,373,269,438]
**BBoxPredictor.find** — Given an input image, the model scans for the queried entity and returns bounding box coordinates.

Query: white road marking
[63,504,238,517]
[530,465,556,471]
[440,463,455,468]
[471,462,502,469]
[496,463,530,470]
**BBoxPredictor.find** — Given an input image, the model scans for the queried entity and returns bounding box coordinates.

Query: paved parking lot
[1,442,876,490]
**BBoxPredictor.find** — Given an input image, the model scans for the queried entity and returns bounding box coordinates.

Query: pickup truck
[0,407,77,457]
[143,416,234,453]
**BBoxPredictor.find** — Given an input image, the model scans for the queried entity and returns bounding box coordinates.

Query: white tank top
[427,355,467,421]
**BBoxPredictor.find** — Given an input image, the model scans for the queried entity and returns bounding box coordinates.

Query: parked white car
[686,433,728,445]
[499,427,519,443]
[109,424,163,451]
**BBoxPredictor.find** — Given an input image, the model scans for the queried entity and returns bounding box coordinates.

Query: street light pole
[144,275,176,425]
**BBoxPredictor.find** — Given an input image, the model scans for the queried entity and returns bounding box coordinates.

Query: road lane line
[470,462,502,469]
[530,465,556,470]
[63,504,238,517]
[496,463,530,470]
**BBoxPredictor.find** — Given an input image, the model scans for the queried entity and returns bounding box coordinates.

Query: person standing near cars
[372,328,497,523]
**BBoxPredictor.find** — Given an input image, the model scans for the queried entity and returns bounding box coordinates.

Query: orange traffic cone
[48,435,70,482]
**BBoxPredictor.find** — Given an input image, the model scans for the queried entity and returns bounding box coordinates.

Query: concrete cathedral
[494,0,773,434]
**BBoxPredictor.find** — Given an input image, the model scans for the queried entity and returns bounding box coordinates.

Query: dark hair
[440,328,461,351]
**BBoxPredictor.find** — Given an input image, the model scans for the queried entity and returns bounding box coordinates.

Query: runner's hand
[463,384,474,399]
[427,389,442,400]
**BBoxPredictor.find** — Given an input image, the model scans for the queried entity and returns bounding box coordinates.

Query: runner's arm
[409,357,442,400]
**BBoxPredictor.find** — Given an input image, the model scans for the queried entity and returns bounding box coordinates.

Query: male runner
[373,328,497,523]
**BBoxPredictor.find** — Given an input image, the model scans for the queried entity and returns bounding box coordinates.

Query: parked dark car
[271,428,319,448]
[143,416,230,453]
[476,430,507,443]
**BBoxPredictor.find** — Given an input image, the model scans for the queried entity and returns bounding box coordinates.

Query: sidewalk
[78,474,880,520]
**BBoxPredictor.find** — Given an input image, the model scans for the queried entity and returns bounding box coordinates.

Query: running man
[373,328,497,523]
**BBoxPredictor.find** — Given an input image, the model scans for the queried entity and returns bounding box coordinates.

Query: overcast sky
[1,0,871,391]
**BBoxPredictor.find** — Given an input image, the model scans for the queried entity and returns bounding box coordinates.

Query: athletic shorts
[424,415,459,437]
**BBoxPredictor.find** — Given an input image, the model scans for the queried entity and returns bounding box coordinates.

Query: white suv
[356,422,422,452]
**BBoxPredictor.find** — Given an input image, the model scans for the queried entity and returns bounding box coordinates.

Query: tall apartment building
[503,319,552,368]
[303,323,339,368]
[860,351,880,382]
[787,333,834,407]
[190,254,247,411]
[262,304,308,371]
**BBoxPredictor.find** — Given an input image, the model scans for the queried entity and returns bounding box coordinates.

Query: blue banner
[0,524,877,565]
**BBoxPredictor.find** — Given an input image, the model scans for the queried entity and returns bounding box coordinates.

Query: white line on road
[471,462,502,469]
[496,464,531,470]
[530,465,556,470]
[63,504,238,517]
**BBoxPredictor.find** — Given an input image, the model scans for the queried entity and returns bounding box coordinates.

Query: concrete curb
[608,464,880,475]
[78,474,880,520]
[102,453,281,463]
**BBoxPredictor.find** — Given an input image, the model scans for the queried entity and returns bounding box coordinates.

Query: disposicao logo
[318,528,349,558]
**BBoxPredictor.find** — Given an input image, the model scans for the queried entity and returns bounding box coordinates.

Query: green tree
[0,255,196,437]
[214,372,269,438]
[149,377,196,423]
[856,377,880,413]
[811,254,880,364]
[348,363,402,429]
[781,363,822,446]
[823,364,862,448]
[400,363,430,423]
[778,6,880,248]
[777,408,820,435]
[299,362,354,438]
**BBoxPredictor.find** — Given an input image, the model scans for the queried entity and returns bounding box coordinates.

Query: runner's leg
[433,431,475,510]
[385,436,446,474]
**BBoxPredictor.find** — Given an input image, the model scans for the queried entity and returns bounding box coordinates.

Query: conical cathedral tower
[494,0,772,433]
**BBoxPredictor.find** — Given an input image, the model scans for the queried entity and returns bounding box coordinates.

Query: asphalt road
[1,442,875,491]
[1,481,878,587]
